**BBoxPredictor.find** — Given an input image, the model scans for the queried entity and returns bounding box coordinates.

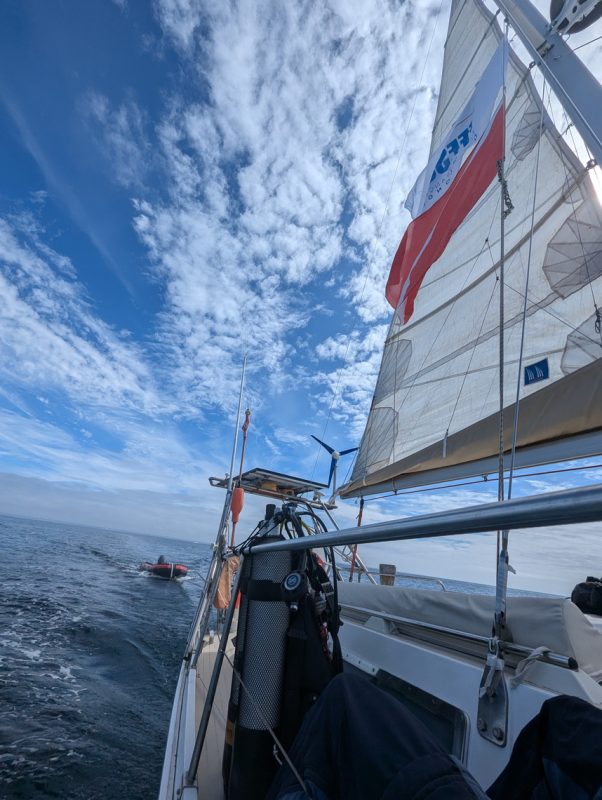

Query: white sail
[342,0,602,498]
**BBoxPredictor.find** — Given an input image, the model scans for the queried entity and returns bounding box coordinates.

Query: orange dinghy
[140,555,188,580]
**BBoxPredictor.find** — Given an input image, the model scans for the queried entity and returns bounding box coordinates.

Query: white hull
[159,580,602,799]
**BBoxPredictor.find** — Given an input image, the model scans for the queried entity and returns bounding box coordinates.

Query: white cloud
[273,428,311,447]
[5,0,601,560]
[0,217,168,416]
[135,0,448,431]
[0,96,134,294]
[0,406,212,494]
[83,92,151,189]
[313,325,389,435]
[153,0,203,51]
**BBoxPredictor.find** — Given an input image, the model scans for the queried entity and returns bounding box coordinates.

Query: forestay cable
[507,81,547,500]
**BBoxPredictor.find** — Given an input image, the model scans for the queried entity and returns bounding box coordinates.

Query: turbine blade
[340,447,359,456]
[328,458,336,487]
[311,434,334,454]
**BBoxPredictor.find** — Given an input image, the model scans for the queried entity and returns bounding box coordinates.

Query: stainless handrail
[244,484,602,554]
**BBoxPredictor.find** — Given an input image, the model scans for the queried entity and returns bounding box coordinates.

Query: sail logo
[431,124,473,180]
[427,123,478,204]
[387,40,507,322]
[524,358,549,386]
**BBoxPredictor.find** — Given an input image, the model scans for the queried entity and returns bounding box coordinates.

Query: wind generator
[311,435,358,501]
[310,435,373,584]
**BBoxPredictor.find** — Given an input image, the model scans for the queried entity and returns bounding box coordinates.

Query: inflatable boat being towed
[141,555,189,580]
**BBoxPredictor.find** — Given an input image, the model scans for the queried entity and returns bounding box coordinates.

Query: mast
[493,0,602,166]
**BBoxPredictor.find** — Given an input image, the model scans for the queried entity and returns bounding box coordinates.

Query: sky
[1,0,601,594]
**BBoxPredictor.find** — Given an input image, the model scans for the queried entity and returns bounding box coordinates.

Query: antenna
[311,435,358,498]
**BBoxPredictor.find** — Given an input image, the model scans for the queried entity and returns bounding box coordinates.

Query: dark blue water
[0,514,544,800]
[0,514,211,800]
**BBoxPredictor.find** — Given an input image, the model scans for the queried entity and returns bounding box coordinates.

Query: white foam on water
[21,648,41,661]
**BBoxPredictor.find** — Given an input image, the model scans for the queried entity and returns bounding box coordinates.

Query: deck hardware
[477,642,508,747]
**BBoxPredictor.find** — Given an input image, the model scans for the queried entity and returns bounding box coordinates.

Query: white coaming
[340,617,602,789]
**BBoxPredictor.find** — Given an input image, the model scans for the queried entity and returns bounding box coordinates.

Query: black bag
[571,576,602,616]
[279,554,343,750]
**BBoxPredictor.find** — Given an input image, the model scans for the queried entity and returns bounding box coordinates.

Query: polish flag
[386,41,507,323]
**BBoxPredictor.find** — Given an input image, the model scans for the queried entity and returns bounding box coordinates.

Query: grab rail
[244,483,602,554]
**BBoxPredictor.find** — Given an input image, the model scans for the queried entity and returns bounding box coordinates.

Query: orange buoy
[231,486,244,524]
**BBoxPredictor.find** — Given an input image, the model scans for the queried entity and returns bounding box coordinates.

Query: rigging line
[445,277,499,438]
[329,0,446,481]
[360,461,602,502]
[495,20,510,579]
[572,33,602,51]
[505,281,602,347]
[507,79,547,502]
[497,88,508,507]
[386,233,494,427]
[222,651,310,798]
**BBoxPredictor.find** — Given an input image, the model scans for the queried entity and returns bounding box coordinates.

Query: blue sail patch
[524,358,549,386]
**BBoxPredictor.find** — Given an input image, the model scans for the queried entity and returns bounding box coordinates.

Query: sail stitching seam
[544,85,602,344]
[446,278,499,440]
[563,120,602,345]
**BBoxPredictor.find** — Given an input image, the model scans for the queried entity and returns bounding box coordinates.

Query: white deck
[194,625,236,800]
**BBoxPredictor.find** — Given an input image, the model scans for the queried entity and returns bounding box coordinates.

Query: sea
[0,513,543,800]
[0,514,210,800]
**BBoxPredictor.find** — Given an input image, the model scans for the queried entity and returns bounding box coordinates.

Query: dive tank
[223,504,293,800]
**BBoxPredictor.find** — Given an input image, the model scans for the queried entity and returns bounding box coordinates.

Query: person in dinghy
[140,555,189,580]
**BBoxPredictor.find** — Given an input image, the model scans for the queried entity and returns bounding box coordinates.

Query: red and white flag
[386,40,507,323]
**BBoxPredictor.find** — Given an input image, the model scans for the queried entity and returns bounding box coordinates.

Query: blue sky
[1,0,601,592]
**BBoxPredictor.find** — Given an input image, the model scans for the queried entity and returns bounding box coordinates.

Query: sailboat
[158,0,602,797]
